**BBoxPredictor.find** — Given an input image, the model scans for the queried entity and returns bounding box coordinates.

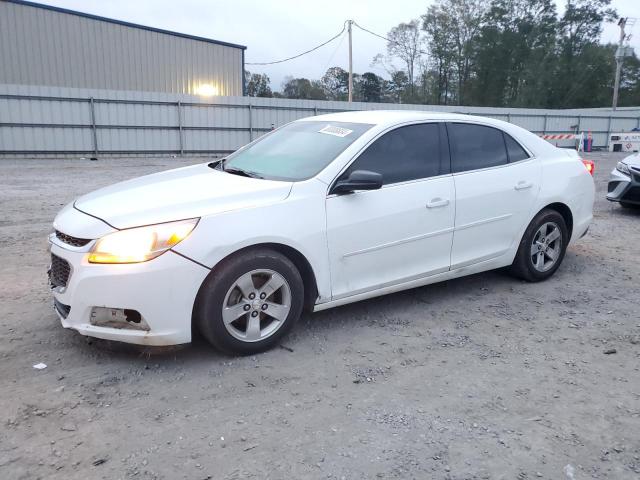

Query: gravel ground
[0,152,639,480]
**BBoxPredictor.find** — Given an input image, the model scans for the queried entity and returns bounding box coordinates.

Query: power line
[321,29,347,74]
[245,20,429,68]
[246,22,347,65]
[352,21,392,44]
[352,21,429,56]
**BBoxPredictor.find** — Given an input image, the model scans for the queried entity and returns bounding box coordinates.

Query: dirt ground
[0,152,639,480]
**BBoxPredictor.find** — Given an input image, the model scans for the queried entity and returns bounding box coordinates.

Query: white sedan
[49,111,595,354]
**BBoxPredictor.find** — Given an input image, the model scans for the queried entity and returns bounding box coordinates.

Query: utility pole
[348,20,353,103]
[612,17,627,111]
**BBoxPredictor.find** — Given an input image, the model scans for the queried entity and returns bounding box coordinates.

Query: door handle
[426,197,450,208]
[514,181,533,191]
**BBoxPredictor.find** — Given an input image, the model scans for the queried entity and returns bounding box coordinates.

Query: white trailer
[609,132,640,152]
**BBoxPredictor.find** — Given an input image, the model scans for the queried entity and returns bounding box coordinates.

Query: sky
[39,0,640,90]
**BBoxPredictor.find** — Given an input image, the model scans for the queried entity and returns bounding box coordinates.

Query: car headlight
[616,162,631,175]
[88,218,199,264]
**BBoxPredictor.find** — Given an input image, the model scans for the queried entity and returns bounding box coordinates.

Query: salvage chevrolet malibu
[49,111,595,354]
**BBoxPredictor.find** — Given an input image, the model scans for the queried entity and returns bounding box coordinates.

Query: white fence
[1,84,639,157]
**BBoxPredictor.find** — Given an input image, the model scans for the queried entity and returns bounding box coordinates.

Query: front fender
[172,181,331,302]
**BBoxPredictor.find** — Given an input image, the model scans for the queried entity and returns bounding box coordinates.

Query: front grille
[54,298,71,319]
[622,186,640,203]
[50,254,71,288]
[55,230,91,247]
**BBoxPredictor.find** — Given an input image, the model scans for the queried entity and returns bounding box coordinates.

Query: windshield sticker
[318,125,353,138]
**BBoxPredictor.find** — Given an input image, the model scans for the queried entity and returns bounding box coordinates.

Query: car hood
[622,153,640,168]
[74,163,293,229]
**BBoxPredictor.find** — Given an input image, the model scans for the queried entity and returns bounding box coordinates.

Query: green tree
[321,67,349,100]
[618,52,640,106]
[550,0,617,107]
[559,43,615,107]
[421,5,457,104]
[281,77,327,100]
[355,72,383,102]
[445,0,486,104]
[274,0,625,109]
[470,0,558,107]
[245,71,273,97]
[387,70,410,103]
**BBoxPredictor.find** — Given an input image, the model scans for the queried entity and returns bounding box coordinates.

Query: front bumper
[49,235,209,346]
[607,166,640,205]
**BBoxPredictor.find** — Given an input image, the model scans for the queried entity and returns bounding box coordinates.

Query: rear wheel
[510,209,568,282]
[620,202,640,209]
[195,249,304,355]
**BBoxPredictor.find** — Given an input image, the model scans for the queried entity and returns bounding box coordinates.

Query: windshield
[223,121,373,181]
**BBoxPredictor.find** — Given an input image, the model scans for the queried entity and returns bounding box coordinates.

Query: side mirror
[331,170,383,195]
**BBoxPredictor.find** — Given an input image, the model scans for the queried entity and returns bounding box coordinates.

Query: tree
[272,0,624,108]
[384,20,424,94]
[421,0,487,105]
[618,52,640,106]
[551,0,617,107]
[470,0,559,107]
[387,71,410,103]
[355,72,383,102]
[558,43,615,107]
[560,0,616,58]
[422,5,457,104]
[245,71,273,97]
[321,67,349,100]
[446,0,485,104]
[281,77,327,100]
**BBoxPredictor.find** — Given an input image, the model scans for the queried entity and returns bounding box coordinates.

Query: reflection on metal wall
[0,0,245,96]
[1,85,639,157]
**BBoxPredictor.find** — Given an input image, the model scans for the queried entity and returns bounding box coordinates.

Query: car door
[326,122,455,299]
[447,122,541,269]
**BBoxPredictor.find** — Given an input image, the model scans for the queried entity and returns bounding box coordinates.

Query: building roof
[5,0,247,50]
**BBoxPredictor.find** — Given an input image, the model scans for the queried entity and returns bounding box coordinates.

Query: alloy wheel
[221,269,292,342]
[530,222,562,273]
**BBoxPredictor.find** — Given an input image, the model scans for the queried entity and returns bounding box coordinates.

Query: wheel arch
[194,242,320,317]
[537,202,573,240]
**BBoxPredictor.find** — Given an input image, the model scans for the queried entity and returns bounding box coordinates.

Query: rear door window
[447,123,508,173]
[504,134,530,162]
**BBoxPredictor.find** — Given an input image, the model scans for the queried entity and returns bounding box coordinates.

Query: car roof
[298,109,558,157]
[299,109,498,127]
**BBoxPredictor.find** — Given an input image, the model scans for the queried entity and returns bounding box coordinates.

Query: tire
[510,209,569,282]
[194,248,304,355]
[620,202,640,209]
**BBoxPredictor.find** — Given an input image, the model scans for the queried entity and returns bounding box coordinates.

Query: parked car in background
[607,153,640,209]
[49,111,595,354]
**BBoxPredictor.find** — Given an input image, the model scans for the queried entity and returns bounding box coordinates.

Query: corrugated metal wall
[0,0,244,96]
[1,84,639,157]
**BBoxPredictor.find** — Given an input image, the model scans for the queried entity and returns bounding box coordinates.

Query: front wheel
[510,209,569,282]
[194,249,304,355]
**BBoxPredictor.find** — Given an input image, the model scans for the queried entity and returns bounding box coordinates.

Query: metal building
[0,0,246,96]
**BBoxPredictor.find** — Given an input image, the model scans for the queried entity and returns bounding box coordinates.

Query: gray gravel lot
[1,152,639,480]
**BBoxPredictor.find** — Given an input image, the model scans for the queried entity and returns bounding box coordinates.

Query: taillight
[582,159,594,175]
